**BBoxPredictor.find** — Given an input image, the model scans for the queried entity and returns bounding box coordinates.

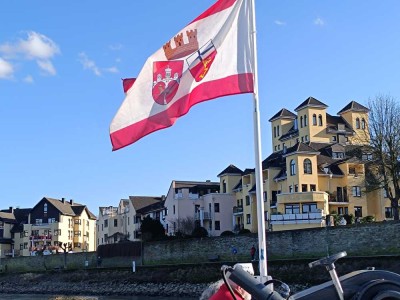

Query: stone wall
[2,221,400,272]
[143,221,400,264]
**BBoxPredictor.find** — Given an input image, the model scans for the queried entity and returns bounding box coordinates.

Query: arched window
[361,118,366,129]
[304,115,308,126]
[318,114,323,126]
[312,114,317,125]
[356,118,360,129]
[277,125,280,136]
[290,160,296,176]
[300,116,303,128]
[303,159,312,174]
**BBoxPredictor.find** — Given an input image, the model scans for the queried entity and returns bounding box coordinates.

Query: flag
[122,78,136,94]
[110,0,254,151]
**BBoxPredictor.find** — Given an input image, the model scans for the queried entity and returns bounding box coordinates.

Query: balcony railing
[233,206,243,215]
[29,235,52,241]
[194,211,211,221]
[270,212,325,225]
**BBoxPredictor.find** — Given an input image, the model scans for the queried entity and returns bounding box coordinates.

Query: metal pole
[250,0,268,280]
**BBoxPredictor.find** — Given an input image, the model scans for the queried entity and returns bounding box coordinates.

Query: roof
[173,180,219,189]
[337,101,369,114]
[217,164,243,177]
[129,196,163,211]
[268,108,297,122]
[279,126,299,141]
[0,211,16,223]
[284,142,320,156]
[294,97,328,112]
[232,179,243,191]
[136,200,165,215]
[34,197,96,220]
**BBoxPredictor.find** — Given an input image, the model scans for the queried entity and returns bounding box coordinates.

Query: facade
[1,198,96,257]
[163,180,235,236]
[96,196,165,246]
[222,97,392,232]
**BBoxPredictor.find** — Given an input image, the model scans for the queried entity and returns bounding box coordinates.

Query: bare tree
[368,95,400,220]
[176,216,196,236]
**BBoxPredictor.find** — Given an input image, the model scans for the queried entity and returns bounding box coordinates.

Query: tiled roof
[136,200,165,215]
[217,164,243,177]
[337,101,369,114]
[294,97,328,112]
[279,126,299,141]
[284,142,320,156]
[0,212,16,223]
[173,180,219,189]
[268,108,297,122]
[242,168,255,176]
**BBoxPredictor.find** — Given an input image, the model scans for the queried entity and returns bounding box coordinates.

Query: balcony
[194,211,211,221]
[233,206,243,215]
[270,212,326,225]
[277,191,327,204]
[29,235,52,241]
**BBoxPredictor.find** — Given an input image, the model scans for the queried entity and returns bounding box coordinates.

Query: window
[104,220,108,228]
[337,207,349,215]
[246,214,251,224]
[20,244,23,250]
[385,207,393,218]
[361,118,366,129]
[354,206,363,218]
[310,184,316,191]
[362,153,373,161]
[333,152,345,159]
[302,203,318,213]
[349,167,356,175]
[383,188,388,198]
[300,116,303,128]
[356,118,360,129]
[290,160,296,176]
[173,205,176,214]
[285,204,300,214]
[214,203,220,213]
[222,180,227,193]
[305,135,309,142]
[36,219,42,225]
[24,243,28,249]
[318,114,323,126]
[48,218,56,223]
[215,221,220,230]
[274,126,276,138]
[114,219,118,227]
[74,231,81,236]
[352,186,361,197]
[44,203,48,214]
[303,159,312,174]
[54,229,61,236]
[313,114,317,125]
[74,219,81,224]
[245,196,250,206]
[277,125,280,136]
[289,185,293,193]
[304,115,308,126]
[263,192,267,202]
[294,184,298,192]
[302,184,308,192]
[332,136,337,142]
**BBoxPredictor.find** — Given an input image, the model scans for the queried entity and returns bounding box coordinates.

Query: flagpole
[250,0,268,281]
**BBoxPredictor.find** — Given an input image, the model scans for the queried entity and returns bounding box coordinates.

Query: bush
[361,215,375,223]
[343,214,355,225]
[191,226,208,238]
[238,228,251,234]
[220,230,234,236]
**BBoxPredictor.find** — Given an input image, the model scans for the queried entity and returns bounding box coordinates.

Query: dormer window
[332,151,345,159]
[362,153,373,161]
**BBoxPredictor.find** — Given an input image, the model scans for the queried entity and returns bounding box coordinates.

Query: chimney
[9,206,14,213]
[161,195,166,201]
[69,199,74,205]
[61,198,66,204]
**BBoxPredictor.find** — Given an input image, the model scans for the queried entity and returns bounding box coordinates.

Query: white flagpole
[250,0,268,280]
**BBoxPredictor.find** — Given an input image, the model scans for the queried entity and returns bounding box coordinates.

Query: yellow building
[226,97,392,232]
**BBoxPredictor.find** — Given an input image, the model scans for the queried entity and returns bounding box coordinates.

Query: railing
[270,212,325,225]
[194,211,211,221]
[29,235,52,241]
[233,206,243,214]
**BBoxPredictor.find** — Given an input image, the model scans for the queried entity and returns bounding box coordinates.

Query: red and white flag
[110,0,254,150]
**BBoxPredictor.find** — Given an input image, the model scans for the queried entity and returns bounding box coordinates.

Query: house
[163,180,236,236]
[222,97,391,232]
[16,197,97,256]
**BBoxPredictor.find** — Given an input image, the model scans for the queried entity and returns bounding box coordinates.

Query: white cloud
[0,31,60,76]
[274,20,286,26]
[0,57,14,79]
[78,52,101,76]
[23,75,34,83]
[314,17,325,26]
[104,66,119,73]
[37,60,56,75]
[109,44,122,51]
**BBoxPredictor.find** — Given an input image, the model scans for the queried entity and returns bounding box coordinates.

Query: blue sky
[2,1,400,214]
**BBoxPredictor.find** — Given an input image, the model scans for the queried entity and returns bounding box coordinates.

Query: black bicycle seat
[309,251,347,269]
